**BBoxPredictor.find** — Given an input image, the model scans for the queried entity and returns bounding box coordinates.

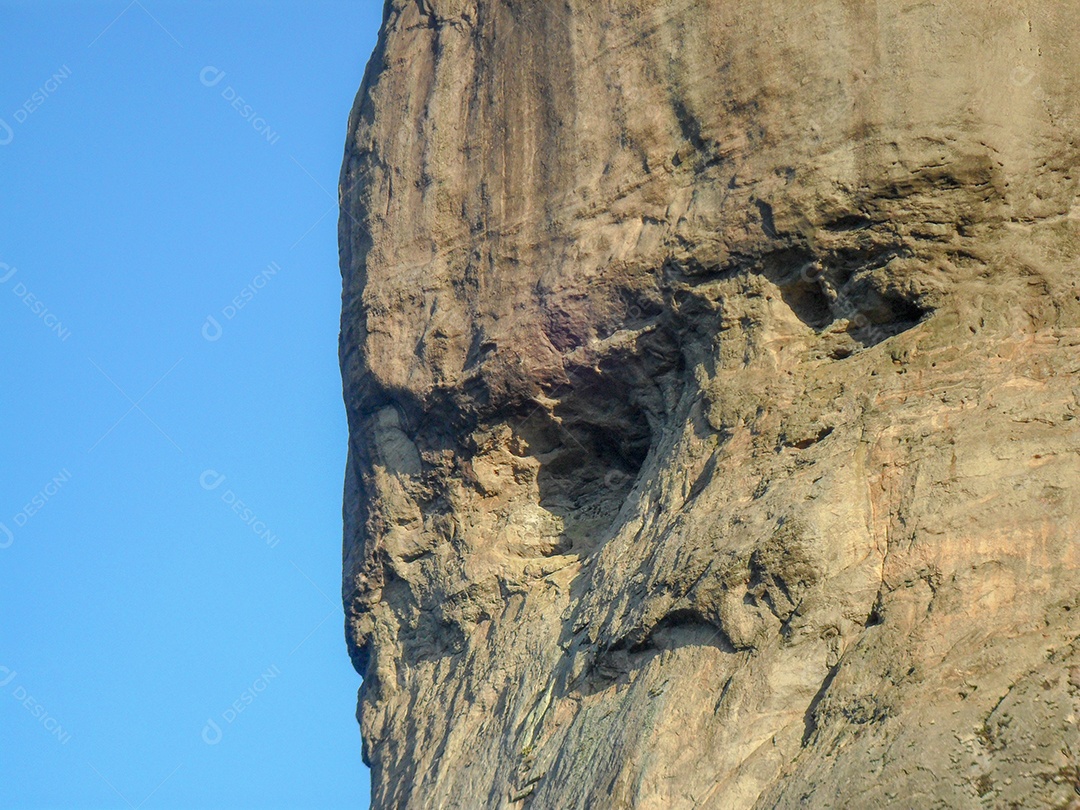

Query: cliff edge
[339,2,1080,807]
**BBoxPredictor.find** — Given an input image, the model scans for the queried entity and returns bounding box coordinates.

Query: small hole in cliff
[824,214,873,232]
[786,425,833,450]
[865,606,884,627]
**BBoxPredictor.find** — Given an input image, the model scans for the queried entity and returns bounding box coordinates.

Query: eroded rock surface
[339,2,1080,807]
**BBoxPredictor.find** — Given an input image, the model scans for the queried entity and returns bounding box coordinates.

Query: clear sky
[0,2,383,807]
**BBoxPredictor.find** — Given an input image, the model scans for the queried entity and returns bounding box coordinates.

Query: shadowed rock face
[338,2,1080,807]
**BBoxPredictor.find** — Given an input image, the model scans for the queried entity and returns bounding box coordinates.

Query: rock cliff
[339,2,1080,807]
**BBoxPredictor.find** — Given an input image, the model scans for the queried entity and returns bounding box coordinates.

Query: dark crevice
[629,609,728,654]
[759,248,833,328]
[522,309,684,555]
[782,426,834,451]
[463,329,498,371]
[667,239,930,350]
[574,610,730,696]
[671,97,707,154]
[519,367,656,555]
[755,199,778,238]
[685,454,719,503]
[802,662,841,746]
[823,214,874,232]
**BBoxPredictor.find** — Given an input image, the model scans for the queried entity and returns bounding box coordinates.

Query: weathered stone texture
[339,2,1080,807]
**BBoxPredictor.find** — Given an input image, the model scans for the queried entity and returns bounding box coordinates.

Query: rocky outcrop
[338,2,1080,807]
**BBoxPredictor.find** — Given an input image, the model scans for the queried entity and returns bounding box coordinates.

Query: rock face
[338,2,1080,807]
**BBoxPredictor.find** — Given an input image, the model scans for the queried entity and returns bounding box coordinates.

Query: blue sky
[0,2,383,807]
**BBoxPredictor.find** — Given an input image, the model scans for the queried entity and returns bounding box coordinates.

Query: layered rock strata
[339,2,1080,807]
